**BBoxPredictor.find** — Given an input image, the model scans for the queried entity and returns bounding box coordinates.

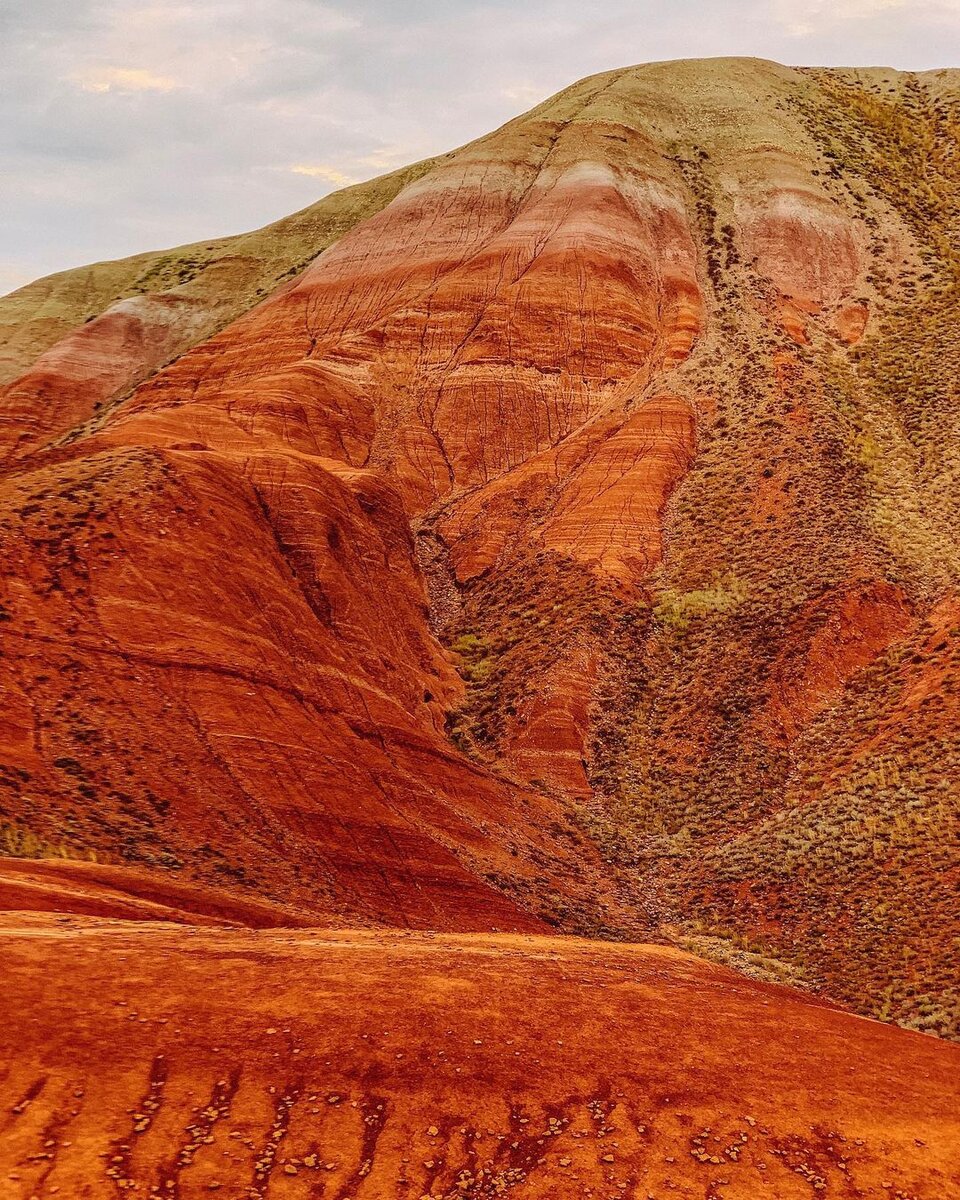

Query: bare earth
[1,915,958,1199]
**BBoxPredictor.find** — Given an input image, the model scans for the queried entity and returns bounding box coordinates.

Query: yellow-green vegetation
[793,70,960,589]
[675,924,810,989]
[449,632,494,684]
[0,819,101,862]
[654,575,748,635]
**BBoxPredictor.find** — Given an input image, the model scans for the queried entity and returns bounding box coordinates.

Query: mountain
[1,50,959,1142]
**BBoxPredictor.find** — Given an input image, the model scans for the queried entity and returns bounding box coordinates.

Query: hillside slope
[0,58,958,1035]
[0,155,443,435]
[2,916,958,1199]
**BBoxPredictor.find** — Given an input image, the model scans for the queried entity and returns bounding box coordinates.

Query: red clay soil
[1,915,958,1200]
[0,58,713,933]
[0,859,321,927]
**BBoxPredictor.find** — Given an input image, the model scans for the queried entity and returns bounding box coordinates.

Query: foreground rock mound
[2,917,958,1199]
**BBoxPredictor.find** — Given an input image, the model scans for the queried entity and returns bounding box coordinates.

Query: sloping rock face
[2,918,959,1200]
[0,58,959,1034]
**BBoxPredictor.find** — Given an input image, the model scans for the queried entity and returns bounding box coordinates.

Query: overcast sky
[2,0,959,294]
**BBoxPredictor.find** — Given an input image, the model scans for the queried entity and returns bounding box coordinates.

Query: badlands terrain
[1,56,959,1196]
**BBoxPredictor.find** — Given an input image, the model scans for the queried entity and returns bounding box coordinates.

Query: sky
[2,0,960,295]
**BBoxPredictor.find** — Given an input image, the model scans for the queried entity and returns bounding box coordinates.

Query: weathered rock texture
[1,58,959,1038]
[2,917,959,1199]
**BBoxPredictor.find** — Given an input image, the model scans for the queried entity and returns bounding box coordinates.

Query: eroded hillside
[0,57,958,1037]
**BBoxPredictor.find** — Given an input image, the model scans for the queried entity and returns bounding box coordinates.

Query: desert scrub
[449,632,494,684]
[654,574,748,635]
[0,819,101,862]
[676,924,810,989]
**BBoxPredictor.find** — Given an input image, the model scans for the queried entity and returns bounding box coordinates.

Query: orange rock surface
[2,916,958,1199]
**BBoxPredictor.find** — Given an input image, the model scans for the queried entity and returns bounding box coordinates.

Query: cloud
[289,163,357,185]
[70,66,182,93]
[358,145,423,171]
[780,0,910,36]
